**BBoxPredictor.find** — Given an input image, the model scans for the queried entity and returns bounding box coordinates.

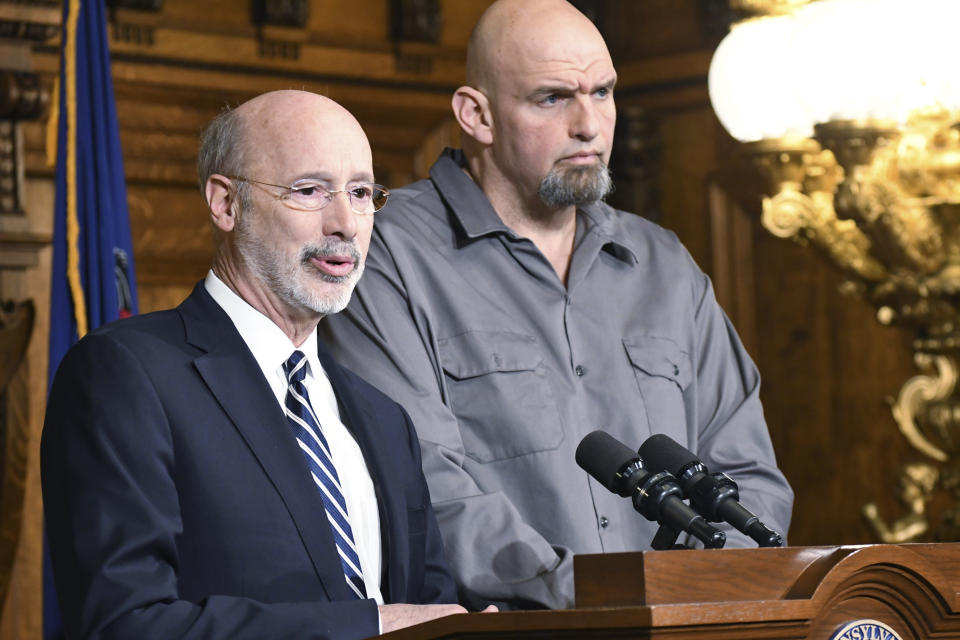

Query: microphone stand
[619,461,726,550]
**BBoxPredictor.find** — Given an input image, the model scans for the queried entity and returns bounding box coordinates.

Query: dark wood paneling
[752,225,918,545]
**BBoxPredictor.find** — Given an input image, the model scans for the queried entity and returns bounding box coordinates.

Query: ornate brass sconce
[710,0,960,542]
[748,112,960,541]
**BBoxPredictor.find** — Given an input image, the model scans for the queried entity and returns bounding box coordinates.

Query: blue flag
[46,0,138,636]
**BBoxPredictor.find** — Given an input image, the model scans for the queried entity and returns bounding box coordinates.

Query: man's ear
[206,174,239,233]
[452,86,494,145]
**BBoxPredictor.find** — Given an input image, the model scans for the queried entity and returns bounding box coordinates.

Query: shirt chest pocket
[438,331,565,463]
[623,336,692,439]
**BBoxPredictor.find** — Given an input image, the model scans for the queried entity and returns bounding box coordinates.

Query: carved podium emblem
[830,619,903,640]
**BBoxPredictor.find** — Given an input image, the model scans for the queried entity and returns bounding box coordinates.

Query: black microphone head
[638,433,700,476]
[576,431,640,495]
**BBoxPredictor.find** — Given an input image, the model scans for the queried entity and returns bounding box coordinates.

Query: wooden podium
[380,543,960,639]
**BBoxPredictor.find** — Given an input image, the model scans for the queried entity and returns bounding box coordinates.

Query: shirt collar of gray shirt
[431,147,639,266]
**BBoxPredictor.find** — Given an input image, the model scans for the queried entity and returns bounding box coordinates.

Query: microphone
[638,434,783,547]
[575,431,725,550]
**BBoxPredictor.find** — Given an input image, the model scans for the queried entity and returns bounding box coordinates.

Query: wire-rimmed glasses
[228,176,389,214]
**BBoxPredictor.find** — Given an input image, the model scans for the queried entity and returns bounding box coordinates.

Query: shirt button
[575,365,586,377]
[599,516,609,528]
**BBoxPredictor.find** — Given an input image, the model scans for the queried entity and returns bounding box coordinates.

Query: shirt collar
[430,148,513,240]
[204,270,321,379]
[577,201,640,265]
[430,147,637,265]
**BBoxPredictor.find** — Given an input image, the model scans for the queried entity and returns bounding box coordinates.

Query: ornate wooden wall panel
[0,3,57,637]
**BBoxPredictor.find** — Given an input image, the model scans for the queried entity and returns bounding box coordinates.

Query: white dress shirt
[205,271,384,605]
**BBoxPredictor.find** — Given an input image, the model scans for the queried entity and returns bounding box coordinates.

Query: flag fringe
[65,0,88,338]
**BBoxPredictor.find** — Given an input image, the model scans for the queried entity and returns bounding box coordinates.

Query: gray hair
[197,105,251,211]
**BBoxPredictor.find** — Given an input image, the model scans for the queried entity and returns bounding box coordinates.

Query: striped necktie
[282,350,367,599]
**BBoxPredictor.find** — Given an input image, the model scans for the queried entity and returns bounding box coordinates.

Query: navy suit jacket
[41,283,456,640]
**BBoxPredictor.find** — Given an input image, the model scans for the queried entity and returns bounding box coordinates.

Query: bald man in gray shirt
[321,0,793,611]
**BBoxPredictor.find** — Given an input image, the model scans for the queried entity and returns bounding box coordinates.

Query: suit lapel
[316,337,405,603]
[178,284,352,602]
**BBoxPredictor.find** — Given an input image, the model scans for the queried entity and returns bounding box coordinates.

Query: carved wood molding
[0,122,18,215]
[0,1,60,43]
[0,71,49,120]
[0,71,49,215]
[0,229,52,268]
[252,0,308,28]
[391,0,443,44]
[22,16,468,87]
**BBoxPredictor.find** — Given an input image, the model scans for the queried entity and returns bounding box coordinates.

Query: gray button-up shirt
[321,148,794,610]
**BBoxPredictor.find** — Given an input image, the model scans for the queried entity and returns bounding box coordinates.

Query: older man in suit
[41,90,483,639]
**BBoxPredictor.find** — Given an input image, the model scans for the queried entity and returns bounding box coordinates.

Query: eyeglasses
[228,176,389,214]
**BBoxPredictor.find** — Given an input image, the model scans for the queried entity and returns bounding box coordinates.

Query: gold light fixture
[709,0,960,542]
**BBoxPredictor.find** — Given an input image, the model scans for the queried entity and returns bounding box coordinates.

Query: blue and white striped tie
[282,350,366,599]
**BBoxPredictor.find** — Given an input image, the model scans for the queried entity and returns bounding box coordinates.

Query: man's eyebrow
[594,75,618,91]
[291,172,375,184]
[529,75,618,99]
[528,83,579,99]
